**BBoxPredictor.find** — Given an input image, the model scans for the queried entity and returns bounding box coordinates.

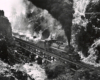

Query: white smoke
[0,0,26,22]
[0,0,34,35]
[73,0,90,24]
[0,0,64,42]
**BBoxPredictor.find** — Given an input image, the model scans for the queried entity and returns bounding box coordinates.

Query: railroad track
[12,37,100,71]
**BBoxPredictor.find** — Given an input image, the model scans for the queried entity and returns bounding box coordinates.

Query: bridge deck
[10,37,100,71]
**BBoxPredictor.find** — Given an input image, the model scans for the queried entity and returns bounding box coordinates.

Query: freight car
[13,32,65,50]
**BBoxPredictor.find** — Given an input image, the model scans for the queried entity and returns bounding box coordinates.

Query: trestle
[11,37,100,71]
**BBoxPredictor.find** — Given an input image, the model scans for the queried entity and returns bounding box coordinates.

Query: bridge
[7,32,100,72]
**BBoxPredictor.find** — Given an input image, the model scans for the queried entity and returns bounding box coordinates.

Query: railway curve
[7,37,100,72]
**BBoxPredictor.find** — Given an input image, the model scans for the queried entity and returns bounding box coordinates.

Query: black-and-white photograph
[0,0,100,80]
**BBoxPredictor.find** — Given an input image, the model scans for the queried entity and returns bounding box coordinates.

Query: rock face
[0,10,13,46]
[72,0,100,57]
[0,10,14,63]
[45,61,66,79]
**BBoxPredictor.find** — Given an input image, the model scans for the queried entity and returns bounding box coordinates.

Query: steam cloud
[0,0,35,35]
[29,0,73,45]
[0,0,65,41]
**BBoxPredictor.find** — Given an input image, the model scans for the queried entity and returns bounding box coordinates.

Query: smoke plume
[28,0,73,45]
[0,0,37,36]
[0,0,65,41]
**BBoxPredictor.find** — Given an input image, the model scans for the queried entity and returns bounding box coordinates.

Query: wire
[85,12,100,14]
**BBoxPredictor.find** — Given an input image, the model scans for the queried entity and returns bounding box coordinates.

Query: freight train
[13,32,66,50]
[12,32,80,62]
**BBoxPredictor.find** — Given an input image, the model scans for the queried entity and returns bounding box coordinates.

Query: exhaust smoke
[0,0,65,42]
[0,0,34,35]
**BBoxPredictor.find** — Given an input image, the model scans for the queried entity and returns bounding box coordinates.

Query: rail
[12,37,100,71]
